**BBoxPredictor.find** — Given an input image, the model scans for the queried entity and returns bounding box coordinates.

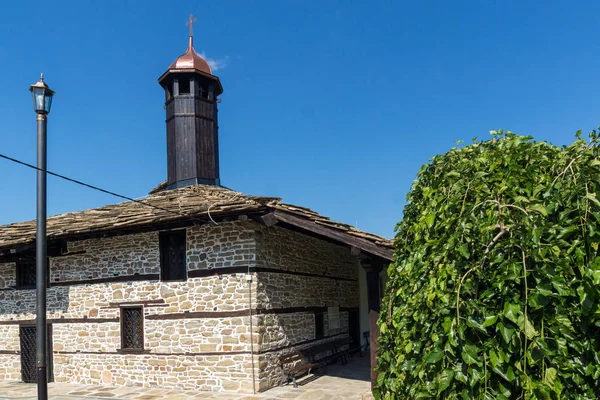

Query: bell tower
[158,15,224,189]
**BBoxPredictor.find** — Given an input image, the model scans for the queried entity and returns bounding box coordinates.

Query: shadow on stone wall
[0,285,71,317]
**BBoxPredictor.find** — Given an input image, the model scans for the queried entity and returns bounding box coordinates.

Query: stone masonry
[0,220,360,393]
[254,225,359,391]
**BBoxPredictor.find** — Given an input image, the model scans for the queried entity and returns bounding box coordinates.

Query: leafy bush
[376,131,600,399]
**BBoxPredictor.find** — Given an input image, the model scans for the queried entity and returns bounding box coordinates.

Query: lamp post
[29,73,54,400]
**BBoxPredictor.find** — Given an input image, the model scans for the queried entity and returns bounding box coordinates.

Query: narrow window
[200,84,208,99]
[314,312,324,339]
[16,259,50,289]
[178,78,190,95]
[165,83,173,101]
[159,230,187,281]
[16,260,36,289]
[121,307,144,351]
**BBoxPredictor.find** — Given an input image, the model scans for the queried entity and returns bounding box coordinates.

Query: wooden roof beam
[272,211,393,261]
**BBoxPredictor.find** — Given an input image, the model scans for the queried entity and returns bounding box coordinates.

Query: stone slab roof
[0,185,393,260]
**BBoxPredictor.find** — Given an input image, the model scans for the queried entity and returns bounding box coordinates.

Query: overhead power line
[0,152,196,221]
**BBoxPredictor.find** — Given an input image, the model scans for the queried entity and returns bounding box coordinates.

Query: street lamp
[30,74,54,114]
[29,73,54,400]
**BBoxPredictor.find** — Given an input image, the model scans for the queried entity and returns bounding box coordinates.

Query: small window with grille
[16,259,50,290]
[16,260,36,289]
[159,230,187,282]
[121,306,144,351]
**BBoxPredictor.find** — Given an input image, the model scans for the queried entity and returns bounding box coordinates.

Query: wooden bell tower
[158,15,224,189]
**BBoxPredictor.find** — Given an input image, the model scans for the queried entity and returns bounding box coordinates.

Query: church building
[0,21,392,394]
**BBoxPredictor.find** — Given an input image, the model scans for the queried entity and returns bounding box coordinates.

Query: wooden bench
[307,337,352,365]
[305,342,338,365]
[278,336,360,387]
[336,336,363,359]
[279,351,322,388]
[329,338,351,364]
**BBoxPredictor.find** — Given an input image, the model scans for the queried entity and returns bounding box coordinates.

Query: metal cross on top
[186,13,198,37]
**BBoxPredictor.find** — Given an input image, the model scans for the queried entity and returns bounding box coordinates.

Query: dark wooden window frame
[199,84,209,99]
[159,230,188,282]
[16,259,50,290]
[120,306,145,353]
[178,78,191,95]
[314,311,324,339]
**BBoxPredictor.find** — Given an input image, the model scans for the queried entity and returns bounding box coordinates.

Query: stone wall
[0,354,20,381]
[187,223,256,270]
[0,326,22,381]
[0,222,261,392]
[0,325,20,351]
[0,262,15,289]
[255,225,358,279]
[257,273,358,309]
[54,232,160,283]
[254,225,359,391]
[52,353,256,392]
[0,275,255,321]
[0,220,362,394]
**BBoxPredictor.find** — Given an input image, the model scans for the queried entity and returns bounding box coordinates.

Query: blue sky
[1,1,599,238]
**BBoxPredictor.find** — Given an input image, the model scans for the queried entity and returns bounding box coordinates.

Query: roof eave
[270,210,394,262]
[158,69,224,95]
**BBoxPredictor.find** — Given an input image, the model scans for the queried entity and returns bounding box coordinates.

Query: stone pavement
[0,355,372,400]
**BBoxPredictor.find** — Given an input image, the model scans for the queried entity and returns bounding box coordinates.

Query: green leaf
[592,270,600,285]
[461,344,481,366]
[498,322,515,344]
[506,366,515,382]
[553,378,564,396]
[466,317,487,334]
[528,291,550,309]
[442,317,453,334]
[577,285,596,312]
[426,348,444,364]
[437,369,454,393]
[424,213,435,228]
[528,203,548,216]
[489,348,500,368]
[555,315,573,330]
[534,385,552,400]
[585,192,600,207]
[468,366,483,387]
[502,302,520,324]
[543,367,557,388]
[482,314,498,327]
[557,225,577,239]
[492,366,511,382]
[552,280,571,295]
[454,365,468,384]
[517,315,538,339]
[457,244,470,259]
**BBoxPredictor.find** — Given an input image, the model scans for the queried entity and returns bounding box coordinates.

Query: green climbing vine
[375,130,600,399]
